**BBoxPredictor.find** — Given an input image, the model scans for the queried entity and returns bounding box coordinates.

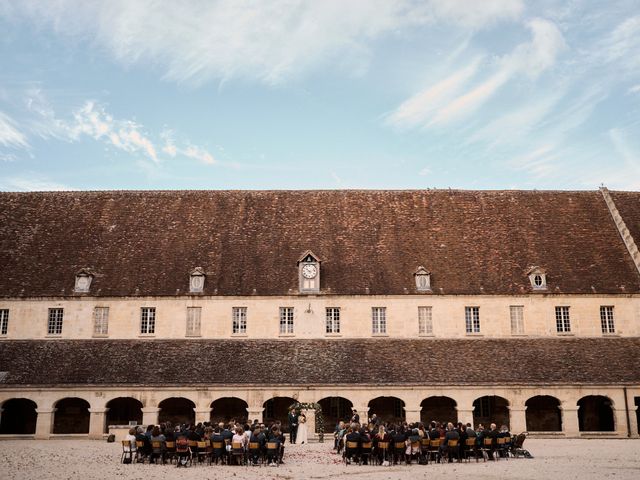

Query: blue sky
[0,0,639,191]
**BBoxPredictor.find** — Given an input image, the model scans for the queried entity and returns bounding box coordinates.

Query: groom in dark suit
[288,408,299,444]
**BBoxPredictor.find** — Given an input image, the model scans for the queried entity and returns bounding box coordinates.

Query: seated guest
[485,423,499,460]
[334,421,345,451]
[465,423,477,438]
[135,426,152,458]
[373,425,390,464]
[391,425,406,465]
[428,421,439,442]
[249,426,265,465]
[344,423,361,464]
[124,427,137,450]
[232,426,248,450]
[221,423,234,443]
[440,422,460,462]
[406,428,421,464]
[149,426,166,464]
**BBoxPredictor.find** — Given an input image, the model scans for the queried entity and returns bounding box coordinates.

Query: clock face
[301,264,317,279]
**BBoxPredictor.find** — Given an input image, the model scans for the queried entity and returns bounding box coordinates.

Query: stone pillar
[141,407,160,426]
[88,408,108,439]
[247,407,264,424]
[629,406,639,438]
[405,406,421,424]
[194,407,212,425]
[613,406,628,437]
[456,407,475,428]
[508,406,527,433]
[560,405,580,437]
[35,408,56,439]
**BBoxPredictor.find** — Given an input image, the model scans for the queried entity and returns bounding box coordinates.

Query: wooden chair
[120,440,134,464]
[265,442,279,466]
[344,441,359,465]
[197,440,211,465]
[164,441,177,464]
[175,438,192,466]
[479,437,494,461]
[150,440,165,464]
[428,439,441,463]
[393,441,406,465]
[211,441,226,465]
[248,441,263,466]
[360,441,373,465]
[463,437,479,462]
[230,441,246,466]
[497,437,509,460]
[134,440,147,464]
[375,441,390,465]
[408,440,421,464]
[188,440,199,463]
[444,439,460,463]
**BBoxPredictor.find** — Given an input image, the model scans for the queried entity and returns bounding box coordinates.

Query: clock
[301,264,317,279]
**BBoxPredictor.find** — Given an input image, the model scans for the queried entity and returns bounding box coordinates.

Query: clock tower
[298,250,321,294]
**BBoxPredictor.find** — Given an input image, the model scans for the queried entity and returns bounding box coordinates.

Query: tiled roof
[610,191,640,262]
[0,338,639,387]
[0,190,639,297]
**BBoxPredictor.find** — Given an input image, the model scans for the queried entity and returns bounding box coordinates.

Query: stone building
[0,188,639,439]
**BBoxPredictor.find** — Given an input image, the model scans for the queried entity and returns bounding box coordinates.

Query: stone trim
[600,187,640,276]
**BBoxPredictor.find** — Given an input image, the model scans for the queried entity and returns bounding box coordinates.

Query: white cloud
[4,1,523,86]
[628,84,640,94]
[0,111,29,148]
[508,144,561,178]
[600,16,640,70]
[183,145,216,165]
[0,175,70,191]
[418,167,431,176]
[388,17,565,129]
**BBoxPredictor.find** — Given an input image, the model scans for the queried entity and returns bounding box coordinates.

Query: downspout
[623,386,631,438]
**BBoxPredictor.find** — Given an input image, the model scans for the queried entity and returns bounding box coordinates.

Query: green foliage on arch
[289,401,324,442]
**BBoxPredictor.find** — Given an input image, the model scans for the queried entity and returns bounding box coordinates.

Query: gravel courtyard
[0,438,638,480]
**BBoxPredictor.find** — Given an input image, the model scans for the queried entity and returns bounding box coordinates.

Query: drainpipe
[623,386,631,438]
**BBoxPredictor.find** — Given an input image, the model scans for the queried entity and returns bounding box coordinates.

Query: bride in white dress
[296,413,308,445]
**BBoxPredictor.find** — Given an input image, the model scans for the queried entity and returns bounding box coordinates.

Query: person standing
[296,413,308,444]
[288,407,299,444]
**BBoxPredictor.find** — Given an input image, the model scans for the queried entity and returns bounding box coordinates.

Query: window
[555,306,571,333]
[0,309,8,335]
[186,307,202,336]
[232,307,247,335]
[510,305,524,335]
[465,306,480,334]
[326,307,340,334]
[279,307,294,334]
[140,307,156,334]
[47,308,64,335]
[418,306,433,335]
[600,306,615,334]
[372,307,386,334]
[93,307,109,336]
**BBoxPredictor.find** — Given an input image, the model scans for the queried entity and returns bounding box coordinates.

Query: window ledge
[185,334,202,338]
[278,333,296,338]
[45,334,62,338]
[231,333,248,337]
[556,332,574,336]
[92,334,109,338]
[325,333,342,337]
[372,333,389,337]
[138,334,156,338]
[602,333,619,337]
[419,333,435,337]
[510,333,528,337]
[465,333,484,337]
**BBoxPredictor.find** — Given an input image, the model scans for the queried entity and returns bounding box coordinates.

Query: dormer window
[74,269,93,293]
[414,266,432,292]
[298,250,321,294]
[189,267,206,293]
[527,267,547,291]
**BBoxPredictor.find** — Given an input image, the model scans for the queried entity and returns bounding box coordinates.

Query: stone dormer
[298,250,321,294]
[189,267,206,294]
[74,268,94,293]
[526,266,547,291]
[414,266,432,292]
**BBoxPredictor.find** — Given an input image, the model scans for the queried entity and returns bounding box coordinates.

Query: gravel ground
[0,438,639,480]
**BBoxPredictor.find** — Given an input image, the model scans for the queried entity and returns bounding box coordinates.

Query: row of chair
[343,436,513,465]
[121,439,283,466]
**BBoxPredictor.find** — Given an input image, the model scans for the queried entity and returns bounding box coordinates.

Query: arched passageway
[263,397,296,432]
[368,396,405,424]
[525,396,562,431]
[317,397,353,431]
[105,397,143,432]
[158,397,195,426]
[420,396,457,424]
[0,398,37,434]
[472,396,510,428]
[578,396,614,432]
[53,398,90,434]
[635,397,640,435]
[210,397,249,425]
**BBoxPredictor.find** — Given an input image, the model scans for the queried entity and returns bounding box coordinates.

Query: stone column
[405,406,421,424]
[35,408,56,439]
[456,407,475,428]
[629,406,639,438]
[560,405,580,437]
[141,407,160,426]
[194,407,212,425]
[247,407,264,424]
[88,408,108,439]
[613,406,628,437]
[508,406,527,433]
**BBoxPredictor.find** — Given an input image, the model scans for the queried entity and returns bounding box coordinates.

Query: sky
[0,0,639,191]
